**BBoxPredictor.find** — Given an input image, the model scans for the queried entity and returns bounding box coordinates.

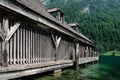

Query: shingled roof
[15,0,93,45]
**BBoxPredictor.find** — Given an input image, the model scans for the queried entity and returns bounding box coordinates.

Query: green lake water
[20,56,120,80]
[35,56,120,80]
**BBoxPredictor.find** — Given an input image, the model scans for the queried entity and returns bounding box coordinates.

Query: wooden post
[51,34,61,61]
[74,43,79,70]
[86,46,88,57]
[53,69,62,76]
[89,47,91,57]
[55,46,58,61]
[2,15,9,67]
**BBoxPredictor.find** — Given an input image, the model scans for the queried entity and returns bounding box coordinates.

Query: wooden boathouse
[0,0,99,79]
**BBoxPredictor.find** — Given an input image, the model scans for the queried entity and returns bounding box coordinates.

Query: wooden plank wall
[57,38,75,61]
[0,11,98,67]
[7,17,76,66]
[8,21,55,65]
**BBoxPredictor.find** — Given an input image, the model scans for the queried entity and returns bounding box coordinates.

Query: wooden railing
[79,57,99,64]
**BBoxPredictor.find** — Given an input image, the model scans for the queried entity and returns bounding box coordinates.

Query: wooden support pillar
[95,52,96,57]
[88,47,90,57]
[89,47,92,57]
[2,15,9,67]
[74,43,79,70]
[51,34,61,61]
[58,12,61,22]
[92,61,95,64]
[84,47,86,57]
[81,46,84,57]
[85,46,88,57]
[85,63,88,67]
[55,47,57,61]
[53,69,62,76]
[92,51,94,57]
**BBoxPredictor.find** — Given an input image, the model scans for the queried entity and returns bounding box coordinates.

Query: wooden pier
[0,0,99,79]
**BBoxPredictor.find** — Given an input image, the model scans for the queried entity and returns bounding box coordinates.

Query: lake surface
[19,56,120,80]
[35,56,120,80]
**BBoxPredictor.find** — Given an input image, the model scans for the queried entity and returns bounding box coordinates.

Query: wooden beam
[56,36,61,48]
[51,34,56,47]
[51,34,61,48]
[6,21,21,41]
[51,34,62,61]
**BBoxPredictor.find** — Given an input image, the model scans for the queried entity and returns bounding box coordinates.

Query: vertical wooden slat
[30,26,32,64]
[17,28,20,64]
[35,28,37,63]
[27,28,29,63]
[41,32,43,62]
[0,39,2,65]
[81,46,83,57]
[45,34,48,62]
[7,40,9,65]
[28,25,31,64]
[39,31,41,63]
[13,32,16,64]
[38,30,40,63]
[32,27,35,63]
[25,25,28,64]
[0,13,2,65]
[38,31,40,63]
[20,27,23,64]
[48,34,51,61]
[34,28,36,63]
[47,35,50,62]
[23,26,25,64]
[41,33,43,62]
[83,46,84,57]
[37,29,39,63]
[36,30,38,63]
[9,37,13,65]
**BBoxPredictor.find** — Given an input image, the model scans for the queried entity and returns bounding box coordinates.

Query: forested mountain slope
[40,0,120,53]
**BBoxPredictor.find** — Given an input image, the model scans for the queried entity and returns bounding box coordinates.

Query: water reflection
[36,56,120,80]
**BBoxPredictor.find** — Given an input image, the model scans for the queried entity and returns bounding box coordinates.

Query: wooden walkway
[0,57,98,79]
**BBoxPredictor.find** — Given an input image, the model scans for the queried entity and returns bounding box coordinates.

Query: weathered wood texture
[0,13,3,65]
[8,23,55,65]
[0,9,99,80]
[0,6,98,78]
[0,14,98,67]
[0,38,2,66]
[57,38,75,61]
[0,0,99,79]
